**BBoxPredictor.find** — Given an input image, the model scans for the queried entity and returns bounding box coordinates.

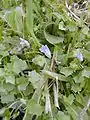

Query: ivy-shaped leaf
[32,55,46,67]
[12,56,28,74]
[5,75,15,85]
[27,99,43,116]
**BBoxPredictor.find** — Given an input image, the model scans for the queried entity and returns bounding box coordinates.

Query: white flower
[20,38,30,48]
[39,45,51,59]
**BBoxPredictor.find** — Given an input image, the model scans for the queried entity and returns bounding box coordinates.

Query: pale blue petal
[76,52,83,62]
[39,45,51,59]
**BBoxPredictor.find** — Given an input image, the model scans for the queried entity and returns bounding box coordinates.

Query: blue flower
[39,45,51,59]
[76,52,83,62]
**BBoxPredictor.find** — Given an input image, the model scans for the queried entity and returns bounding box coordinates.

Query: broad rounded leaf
[32,55,46,67]
[27,100,43,116]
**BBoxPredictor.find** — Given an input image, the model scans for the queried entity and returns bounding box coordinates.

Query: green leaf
[64,94,75,105]
[53,12,65,21]
[0,1,89,119]
[4,10,16,30]
[2,0,9,8]
[18,83,29,91]
[4,83,14,92]
[70,59,80,71]
[1,94,15,103]
[32,55,46,67]
[71,81,85,93]
[15,7,24,32]
[73,73,84,83]
[26,0,33,34]
[0,84,7,94]
[5,63,13,73]
[0,68,5,77]
[85,41,90,50]
[76,95,85,106]
[68,94,75,105]
[23,84,33,96]
[65,105,79,120]
[44,25,64,45]
[66,22,77,32]
[27,100,43,116]
[82,67,90,78]
[29,70,42,89]
[44,31,64,45]
[57,114,70,120]
[0,107,6,116]
[68,104,90,120]
[5,75,15,85]
[60,67,73,77]
[82,49,90,61]
[16,77,29,91]
[26,0,40,47]
[59,21,66,31]
[12,56,28,74]
[54,46,67,66]
[16,76,28,85]
[81,26,89,35]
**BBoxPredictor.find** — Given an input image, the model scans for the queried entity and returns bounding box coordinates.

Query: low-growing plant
[0,0,90,120]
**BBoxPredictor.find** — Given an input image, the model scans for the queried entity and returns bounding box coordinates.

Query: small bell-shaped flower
[39,45,51,59]
[76,52,83,62]
[20,38,30,48]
